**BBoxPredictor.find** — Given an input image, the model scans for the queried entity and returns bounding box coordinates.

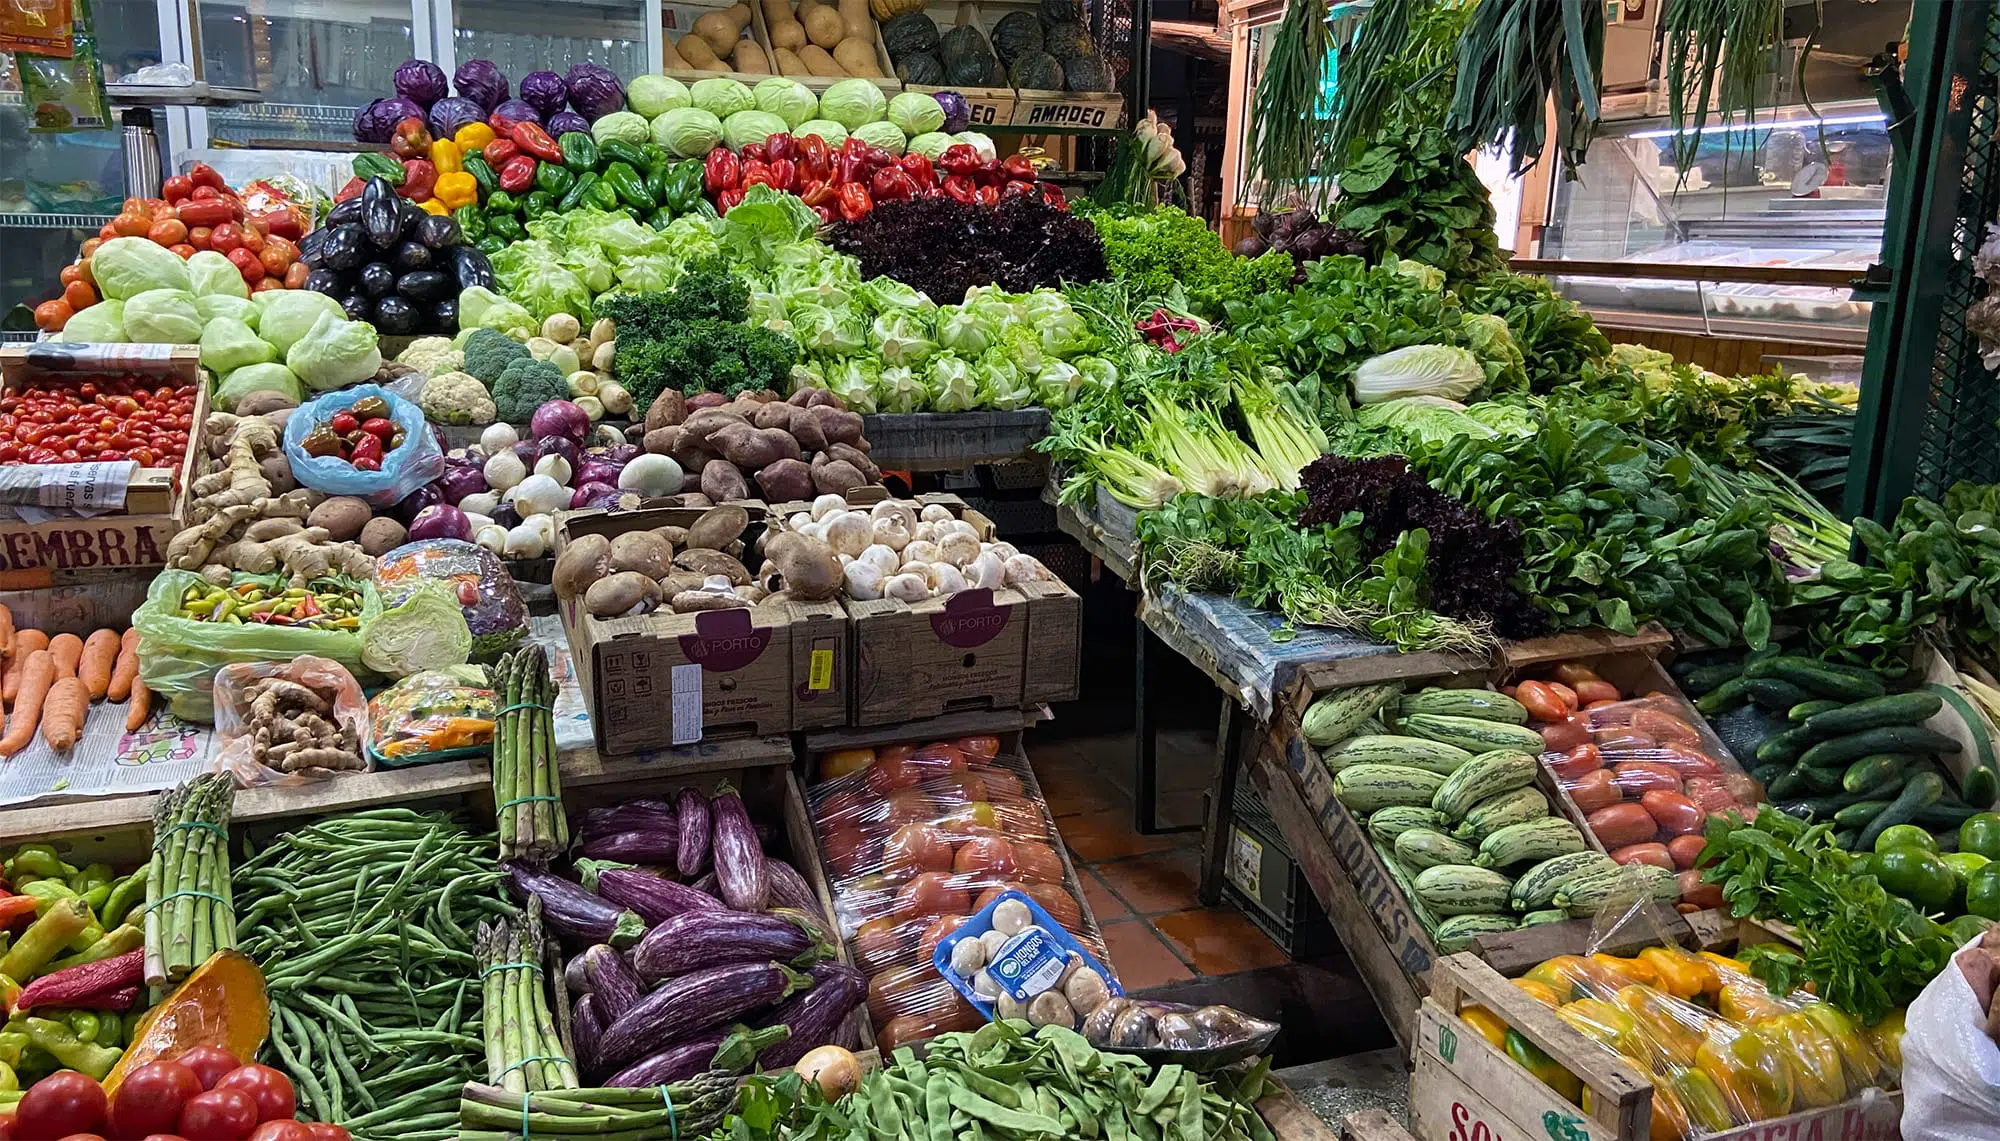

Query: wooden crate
[905,84,1016,130]
[663,0,785,86]
[858,409,1048,471]
[1411,949,1903,1141]
[1338,1109,1414,1141]
[1009,88,1123,130]
[0,344,206,571]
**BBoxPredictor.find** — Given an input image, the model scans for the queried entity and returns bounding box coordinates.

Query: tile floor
[1029,729,1288,989]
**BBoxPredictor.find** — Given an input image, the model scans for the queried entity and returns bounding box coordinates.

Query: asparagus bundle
[492,646,566,863]
[144,773,237,986]
[476,904,578,1095]
[456,1071,736,1140]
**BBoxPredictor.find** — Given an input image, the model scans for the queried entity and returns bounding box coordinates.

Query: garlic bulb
[884,573,930,603]
[811,494,848,520]
[843,560,886,600]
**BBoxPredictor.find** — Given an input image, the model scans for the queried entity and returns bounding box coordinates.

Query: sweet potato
[645,388,688,431]
[752,401,794,430]
[812,459,867,496]
[713,421,790,469]
[825,442,880,482]
[755,458,814,502]
[701,459,750,503]
[788,405,828,451]
[682,407,747,443]
[686,392,729,411]
[107,629,139,702]
[78,629,119,700]
[810,405,864,446]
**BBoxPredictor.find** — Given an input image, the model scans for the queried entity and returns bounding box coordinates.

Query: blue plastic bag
[283,384,444,508]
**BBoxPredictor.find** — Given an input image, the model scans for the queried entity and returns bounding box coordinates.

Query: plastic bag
[281,384,444,508]
[212,655,370,786]
[374,539,526,663]
[135,570,382,723]
[1902,930,2000,1141]
[807,736,1107,1054]
[1078,998,1277,1072]
[368,666,496,768]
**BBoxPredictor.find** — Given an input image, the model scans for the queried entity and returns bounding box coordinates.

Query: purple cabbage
[632,911,817,981]
[753,963,864,1067]
[492,97,541,126]
[503,861,645,948]
[547,110,592,137]
[393,481,444,524]
[589,866,727,926]
[426,95,485,140]
[394,59,449,107]
[604,1024,789,1087]
[354,96,425,143]
[580,829,678,865]
[934,91,971,134]
[594,961,810,1072]
[579,943,645,1020]
[519,70,569,118]
[453,58,509,111]
[676,787,711,880]
[564,61,626,121]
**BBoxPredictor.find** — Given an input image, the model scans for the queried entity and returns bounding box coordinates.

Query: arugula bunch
[1701,808,1954,1025]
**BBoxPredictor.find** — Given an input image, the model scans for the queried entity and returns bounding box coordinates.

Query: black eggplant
[297,227,328,267]
[321,224,370,272]
[448,246,495,291]
[304,268,343,295]
[502,861,644,948]
[396,269,451,302]
[432,298,459,331]
[358,262,396,297]
[373,295,419,334]
[394,200,425,243]
[325,196,366,227]
[489,503,521,529]
[361,177,402,248]
[389,239,432,273]
[338,293,372,322]
[414,212,461,249]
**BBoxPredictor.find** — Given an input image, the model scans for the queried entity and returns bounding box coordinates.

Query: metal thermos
[121,108,163,198]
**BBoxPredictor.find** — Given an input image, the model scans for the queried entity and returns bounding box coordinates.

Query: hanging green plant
[1244,0,1335,209]
[1446,0,1606,176]
[1660,0,1824,176]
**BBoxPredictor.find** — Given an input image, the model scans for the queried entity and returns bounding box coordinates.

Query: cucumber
[1916,801,1984,828]
[1367,806,1445,846]
[1400,714,1547,756]
[1555,864,1678,917]
[1857,771,1946,851]
[1433,914,1519,952]
[1842,754,1914,794]
[1453,787,1553,842]
[1301,683,1403,745]
[1696,676,1753,715]
[1708,703,1795,766]
[1789,700,1844,722]
[1832,799,1894,829]
[1394,828,1481,873]
[1799,763,1847,794]
[1518,909,1569,927]
[1791,774,1906,820]
[1767,765,1815,801]
[1831,829,1860,851]
[1476,818,1586,869]
[1749,763,1790,788]
[1803,692,1944,738]
[1432,751,1540,821]
[1680,660,1746,697]
[1797,727,1962,769]
[1747,656,1888,701]
[1757,726,1817,765]
[1333,764,1449,814]
[1413,864,1514,917]
[1510,851,1618,910]
[1745,678,1814,711]
[1966,765,1999,809]
[1400,688,1530,725]
[1323,735,1475,777]
[1927,682,2000,809]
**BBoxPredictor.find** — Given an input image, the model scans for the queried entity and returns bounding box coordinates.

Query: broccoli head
[464,328,531,385]
[493,358,568,422]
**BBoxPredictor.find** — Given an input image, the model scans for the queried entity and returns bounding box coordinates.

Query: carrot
[0,604,15,661]
[0,651,55,757]
[107,629,139,702]
[46,634,81,679]
[125,679,150,732]
[77,629,119,700]
[40,678,83,752]
[3,631,49,704]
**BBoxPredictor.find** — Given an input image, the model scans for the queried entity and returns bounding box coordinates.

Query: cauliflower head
[396,336,464,376]
[420,371,498,426]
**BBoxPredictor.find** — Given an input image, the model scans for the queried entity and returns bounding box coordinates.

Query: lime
[1876,847,1957,910]
[1967,863,2000,922]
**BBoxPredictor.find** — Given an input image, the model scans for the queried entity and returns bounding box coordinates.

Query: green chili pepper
[644,163,671,207]
[6,846,63,882]
[485,188,519,214]
[351,153,405,185]
[664,160,704,214]
[557,171,599,213]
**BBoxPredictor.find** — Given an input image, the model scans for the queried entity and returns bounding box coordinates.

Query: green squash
[1062,53,1109,91]
[1008,49,1064,91]
[895,52,945,85]
[882,12,941,59]
[991,11,1044,63]
[938,23,993,65]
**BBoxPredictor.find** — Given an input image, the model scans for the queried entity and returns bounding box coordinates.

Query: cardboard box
[0,344,204,572]
[554,503,850,755]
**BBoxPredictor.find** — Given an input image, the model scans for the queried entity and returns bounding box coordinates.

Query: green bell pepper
[23,1018,118,1080]
[645,209,675,231]
[487,212,524,240]
[558,131,600,172]
[600,139,649,171]
[558,171,599,213]
[475,234,509,257]
[533,162,575,198]
[453,205,488,242]
[351,152,405,185]
[486,188,520,214]
[462,153,498,198]
[664,160,704,214]
[644,164,671,208]
[587,179,619,212]
[602,162,656,211]
[640,142,670,171]
[523,191,555,220]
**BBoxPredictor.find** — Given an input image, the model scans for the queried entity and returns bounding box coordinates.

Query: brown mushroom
[687,504,750,551]
[673,548,751,585]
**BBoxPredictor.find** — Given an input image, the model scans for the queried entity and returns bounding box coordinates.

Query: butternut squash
[835,0,873,42]
[104,950,268,1099]
[775,47,809,75]
[832,37,881,76]
[798,43,844,76]
[693,10,741,55]
[662,37,689,68]
[733,40,772,73]
[802,3,844,48]
[763,0,807,49]
[676,31,721,67]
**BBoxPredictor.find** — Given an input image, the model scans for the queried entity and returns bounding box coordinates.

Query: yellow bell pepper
[1718,977,1792,1025]
[1511,978,1564,1007]
[417,198,450,216]
[1504,1028,1581,1104]
[1867,1008,1906,1080]
[1460,1005,1509,1049]
[1555,997,1640,1056]
[1668,1067,1740,1133]
[433,172,479,210]
[1696,1026,1792,1122]
[1699,950,1754,978]
[455,122,497,152]
[1768,1011,1847,1109]
[1591,953,1660,988]
[1525,955,1615,1001]
[428,138,463,174]
[1796,1001,1883,1089]
[1638,946,1715,1002]
[1613,985,1704,1069]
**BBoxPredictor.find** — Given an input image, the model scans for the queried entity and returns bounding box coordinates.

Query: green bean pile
[234,810,511,1141]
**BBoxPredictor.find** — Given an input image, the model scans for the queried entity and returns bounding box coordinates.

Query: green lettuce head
[199,316,276,375]
[90,237,190,300]
[195,294,258,329]
[792,119,849,148]
[186,250,250,299]
[286,312,383,391]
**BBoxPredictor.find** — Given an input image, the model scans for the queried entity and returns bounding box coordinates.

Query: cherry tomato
[246,1123,312,1141]
[213,1067,295,1123]
[177,1089,257,1141]
[177,1047,243,1091]
[16,1072,108,1138]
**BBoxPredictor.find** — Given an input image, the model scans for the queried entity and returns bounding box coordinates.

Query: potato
[645,388,687,431]
[609,531,675,578]
[700,59,732,72]
[832,38,880,76]
[307,496,372,542]
[265,407,296,433]
[585,571,663,618]
[756,457,814,502]
[688,503,751,550]
[235,390,298,417]
[358,516,407,557]
[701,459,751,503]
[810,404,864,446]
[661,37,689,68]
[553,532,614,599]
[812,458,867,496]
[259,453,298,494]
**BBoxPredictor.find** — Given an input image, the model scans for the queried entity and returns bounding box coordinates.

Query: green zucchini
[1323,735,1475,777]
[1802,692,1944,738]
[1301,683,1402,745]
[1400,714,1546,756]
[1797,763,1847,794]
[1856,771,1946,851]
[1555,864,1677,917]
[1745,678,1814,711]
[1696,676,1753,715]
[1680,661,1745,697]
[1510,851,1618,910]
[1746,656,1888,700]
[1790,774,1906,820]
[1842,754,1914,794]
[1367,806,1445,846]
[1831,829,1860,851]
[1394,828,1481,873]
[1756,726,1817,765]
[1518,909,1569,927]
[1332,764,1448,814]
[1453,787,1552,842]
[1475,818,1586,869]
[1399,688,1530,725]
[1432,751,1540,821]
[1413,864,1513,917]
[1797,727,1962,770]
[1432,914,1519,952]
[1788,700,1844,722]
[1832,799,1894,829]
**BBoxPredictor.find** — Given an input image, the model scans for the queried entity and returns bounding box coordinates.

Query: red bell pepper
[334,177,365,202]
[898,152,935,188]
[740,158,775,189]
[938,144,983,177]
[837,183,873,221]
[869,166,918,202]
[765,133,796,162]
[1038,181,1068,209]
[742,141,768,163]
[484,138,520,166]
[399,159,439,200]
[799,179,836,209]
[768,158,798,192]
[975,159,1006,187]
[717,187,747,213]
[498,154,538,194]
[511,121,564,163]
[975,184,1000,206]
[797,136,830,181]
[391,117,433,160]
[861,146,894,171]
[942,175,977,204]
[350,434,384,465]
[1001,154,1036,182]
[835,148,868,186]
[704,146,741,194]
[1002,179,1036,198]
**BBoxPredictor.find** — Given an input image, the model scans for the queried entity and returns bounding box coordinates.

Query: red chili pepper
[742,142,768,163]
[498,154,539,194]
[938,144,983,177]
[333,177,365,202]
[799,179,836,209]
[764,133,796,163]
[350,434,384,464]
[484,138,520,166]
[1001,154,1036,182]
[767,158,798,193]
[898,152,935,188]
[188,162,226,191]
[975,159,1007,187]
[1037,181,1068,209]
[391,117,433,160]
[869,166,918,202]
[1001,179,1036,199]
[398,159,439,200]
[352,457,382,472]
[837,183,873,222]
[717,187,746,213]
[511,121,564,163]
[704,146,740,194]
[797,136,830,181]
[974,184,1000,206]
[942,175,977,204]
[861,146,893,171]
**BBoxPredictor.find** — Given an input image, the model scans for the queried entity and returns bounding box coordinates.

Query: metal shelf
[0,213,114,231]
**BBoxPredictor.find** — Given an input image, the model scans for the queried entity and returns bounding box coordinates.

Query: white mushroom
[902,539,942,567]
[871,513,913,552]
[920,503,954,523]
[811,493,848,520]
[938,531,980,568]
[991,898,1033,936]
[788,511,813,530]
[948,937,986,978]
[927,562,967,596]
[870,499,919,531]
[990,541,1019,561]
[968,551,1004,590]
[883,573,931,603]
[914,521,941,543]
[943,519,979,541]
[824,510,871,557]
[1003,553,1050,586]
[843,560,886,600]
[857,544,900,576]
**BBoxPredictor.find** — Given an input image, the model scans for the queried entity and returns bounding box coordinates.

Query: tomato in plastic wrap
[818,748,874,781]
[894,871,969,919]
[866,750,928,795]
[973,765,1024,799]
[1642,790,1705,836]
[1611,842,1674,870]
[822,826,871,878]
[1541,717,1592,752]
[877,1001,981,1052]
[868,964,955,1025]
[1718,771,1763,809]
[1667,835,1708,871]
[928,771,989,805]
[881,790,938,830]
[1568,769,1622,813]
[852,915,908,973]
[1656,742,1722,776]
[1613,761,1683,797]
[1550,744,1603,781]
[952,735,1000,758]
[1682,776,1739,816]
[915,913,966,961]
[882,823,954,879]
[815,788,866,830]
[910,741,970,772]
[953,835,1015,878]
[1012,840,1064,885]
[935,801,999,834]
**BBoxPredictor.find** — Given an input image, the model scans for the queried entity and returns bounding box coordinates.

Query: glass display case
[1535,98,1890,347]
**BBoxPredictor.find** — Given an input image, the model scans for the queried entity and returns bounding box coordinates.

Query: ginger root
[242,675,364,774]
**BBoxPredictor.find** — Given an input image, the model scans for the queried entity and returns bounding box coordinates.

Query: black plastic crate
[1223,774,1342,962]
[965,494,1058,537]
[1018,540,1094,592]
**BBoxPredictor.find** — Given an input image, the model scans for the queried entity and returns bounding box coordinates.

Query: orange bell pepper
[1525,954,1618,1001]
[1511,978,1565,1007]
[1591,953,1660,989]
[1768,1011,1847,1109]
[1699,950,1754,978]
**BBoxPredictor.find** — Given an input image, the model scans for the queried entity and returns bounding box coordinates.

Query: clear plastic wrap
[367,665,496,767]
[808,736,1108,1054]
[211,654,370,784]
[1515,665,1761,910]
[374,538,527,663]
[1079,998,1279,1071]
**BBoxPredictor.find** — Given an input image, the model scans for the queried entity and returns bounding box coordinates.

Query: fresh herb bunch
[830,196,1107,305]
[1457,272,1611,392]
[1449,0,1605,175]
[1331,129,1505,281]
[1701,807,1953,1025]
[1324,0,1471,164]
[1075,204,1295,319]
[600,260,800,406]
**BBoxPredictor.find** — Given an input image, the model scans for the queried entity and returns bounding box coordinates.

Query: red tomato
[952,835,1014,878]
[226,247,265,284]
[177,1089,257,1141]
[879,790,936,830]
[303,1124,351,1141]
[1551,662,1601,687]
[257,244,292,277]
[110,1062,204,1137]
[141,1136,194,1141]
[925,771,988,805]
[16,1072,108,1138]
[1539,717,1592,753]
[1667,834,1708,871]
[865,751,925,796]
[1586,802,1660,849]
[908,742,969,773]
[1610,842,1674,869]
[951,735,1000,759]
[1546,681,1580,712]
[1514,681,1568,723]
[1574,680,1621,705]
[881,823,954,880]
[176,1048,243,1091]
[1612,761,1683,797]
[971,765,1023,800]
[866,965,954,1026]
[56,1135,108,1141]
[892,872,968,919]
[213,1067,294,1124]
[1631,708,1702,746]
[850,915,910,974]
[1010,840,1064,885]
[914,912,966,961]
[1640,790,1705,836]
[1678,870,1724,910]
[207,223,244,253]
[1549,744,1603,781]
[820,826,870,878]
[246,1123,312,1141]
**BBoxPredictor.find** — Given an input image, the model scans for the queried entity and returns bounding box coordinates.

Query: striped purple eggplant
[763,857,830,933]
[692,870,718,895]
[709,782,767,911]
[604,1023,790,1087]
[676,787,711,880]
[593,867,728,926]
[631,910,818,981]
[580,800,679,837]
[580,943,645,1020]
[574,992,604,1073]
[503,861,644,948]
[752,962,864,1067]
[580,828,679,864]
[593,960,812,1071]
